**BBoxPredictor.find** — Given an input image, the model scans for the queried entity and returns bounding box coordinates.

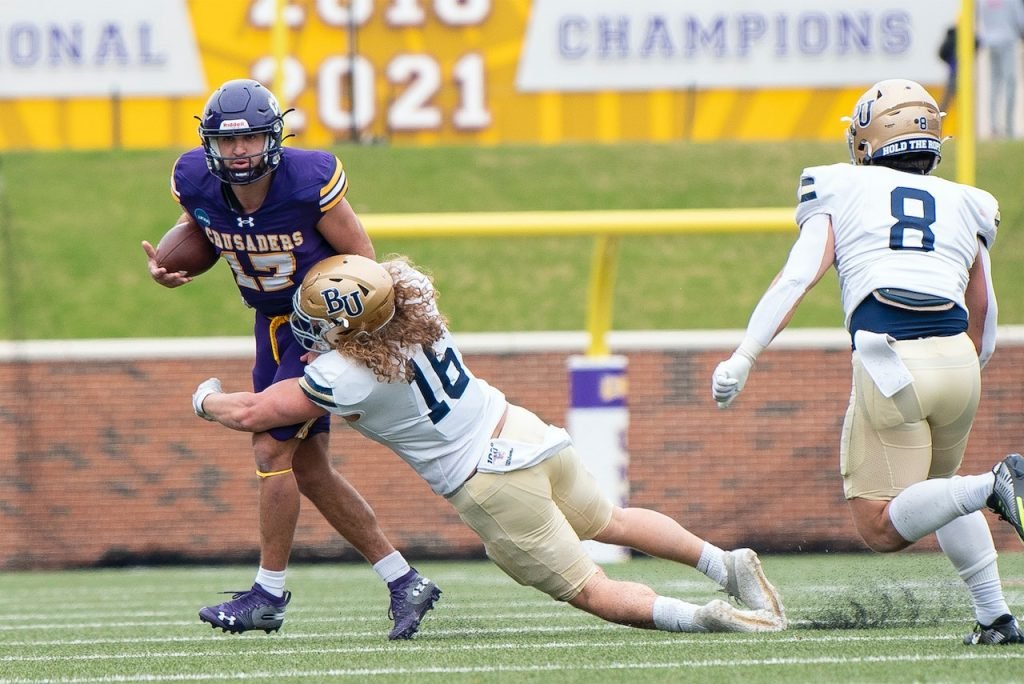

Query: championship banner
[518,0,958,90]
[0,0,204,97]
[0,0,960,150]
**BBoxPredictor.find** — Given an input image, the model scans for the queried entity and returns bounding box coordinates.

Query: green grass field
[1,140,1023,340]
[4,552,1024,683]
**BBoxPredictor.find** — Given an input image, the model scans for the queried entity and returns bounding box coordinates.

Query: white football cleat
[694,599,785,633]
[723,548,787,626]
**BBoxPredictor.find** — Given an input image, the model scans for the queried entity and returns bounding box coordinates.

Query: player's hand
[141,240,192,288]
[192,377,223,421]
[712,353,754,408]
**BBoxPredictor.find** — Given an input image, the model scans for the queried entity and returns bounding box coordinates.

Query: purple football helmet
[197,79,285,185]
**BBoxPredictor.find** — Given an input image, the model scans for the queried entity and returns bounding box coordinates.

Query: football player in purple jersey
[142,79,439,639]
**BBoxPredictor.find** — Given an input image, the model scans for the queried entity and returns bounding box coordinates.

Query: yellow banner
[0,0,952,150]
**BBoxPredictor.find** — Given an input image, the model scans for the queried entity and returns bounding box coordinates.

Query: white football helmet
[846,78,944,173]
[290,255,396,352]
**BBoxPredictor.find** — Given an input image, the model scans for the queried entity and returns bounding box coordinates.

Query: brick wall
[2,338,1022,569]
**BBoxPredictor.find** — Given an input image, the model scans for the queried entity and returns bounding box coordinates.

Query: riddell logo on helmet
[219,120,250,131]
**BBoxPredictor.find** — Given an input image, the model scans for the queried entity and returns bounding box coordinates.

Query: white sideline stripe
[0,634,988,662]
[0,631,993,661]
[0,613,973,635]
[3,651,1024,683]
[0,622,974,651]
[3,325,1024,361]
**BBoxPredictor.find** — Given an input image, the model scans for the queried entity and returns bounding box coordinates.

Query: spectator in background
[711,79,1024,645]
[977,0,1024,138]
[192,253,789,636]
[937,24,976,113]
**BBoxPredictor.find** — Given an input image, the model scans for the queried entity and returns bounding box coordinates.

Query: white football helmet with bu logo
[290,255,396,352]
[846,78,944,174]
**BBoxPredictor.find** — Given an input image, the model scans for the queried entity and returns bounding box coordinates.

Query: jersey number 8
[889,186,936,252]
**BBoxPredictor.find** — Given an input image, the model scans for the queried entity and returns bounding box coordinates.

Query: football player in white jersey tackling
[711,79,1024,645]
[192,254,788,635]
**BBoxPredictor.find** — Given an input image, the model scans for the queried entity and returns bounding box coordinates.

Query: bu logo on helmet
[854,99,874,127]
[322,288,364,318]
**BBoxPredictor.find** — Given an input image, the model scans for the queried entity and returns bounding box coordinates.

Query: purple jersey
[171,147,348,316]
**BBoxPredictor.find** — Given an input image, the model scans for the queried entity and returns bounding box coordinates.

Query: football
[155,220,218,276]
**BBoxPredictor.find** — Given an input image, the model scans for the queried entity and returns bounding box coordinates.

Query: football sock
[696,543,728,587]
[935,512,1009,626]
[653,596,702,632]
[887,474,993,543]
[373,550,411,584]
[255,567,287,598]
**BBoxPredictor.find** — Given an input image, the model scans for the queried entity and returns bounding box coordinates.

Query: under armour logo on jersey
[322,288,364,318]
[237,217,255,228]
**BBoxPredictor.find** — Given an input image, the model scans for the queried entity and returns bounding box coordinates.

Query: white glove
[192,377,222,421]
[712,353,754,408]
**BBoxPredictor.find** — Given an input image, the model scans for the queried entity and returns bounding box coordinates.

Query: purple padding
[570,367,627,408]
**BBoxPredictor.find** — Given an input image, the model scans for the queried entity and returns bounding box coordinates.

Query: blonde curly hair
[331,255,447,382]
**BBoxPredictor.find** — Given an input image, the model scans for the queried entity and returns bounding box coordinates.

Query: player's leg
[591,506,784,617]
[999,50,1015,139]
[921,338,1018,642]
[291,433,440,640]
[448,461,782,633]
[198,430,299,633]
[253,431,303,573]
[845,336,982,549]
[292,433,394,564]
[935,511,1022,644]
[990,45,1007,137]
[199,315,305,633]
[842,344,943,551]
[257,312,387,564]
[569,570,781,633]
[498,398,785,619]
[844,337,1022,642]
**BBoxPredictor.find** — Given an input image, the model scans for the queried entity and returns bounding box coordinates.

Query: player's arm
[192,377,326,432]
[317,199,375,260]
[141,211,196,288]
[711,213,835,408]
[965,239,997,368]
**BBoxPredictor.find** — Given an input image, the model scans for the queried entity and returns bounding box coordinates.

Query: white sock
[255,567,287,597]
[696,542,728,587]
[373,550,411,584]
[935,512,1009,626]
[887,474,994,543]
[956,472,997,513]
[653,596,704,633]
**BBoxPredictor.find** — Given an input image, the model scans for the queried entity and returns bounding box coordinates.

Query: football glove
[192,377,222,421]
[712,353,754,409]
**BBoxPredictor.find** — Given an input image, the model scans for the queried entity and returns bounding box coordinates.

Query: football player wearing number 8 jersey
[712,79,1024,645]
[193,254,789,634]
[142,79,437,639]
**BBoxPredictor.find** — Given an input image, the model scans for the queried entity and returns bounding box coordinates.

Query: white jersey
[298,265,507,497]
[794,163,998,328]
